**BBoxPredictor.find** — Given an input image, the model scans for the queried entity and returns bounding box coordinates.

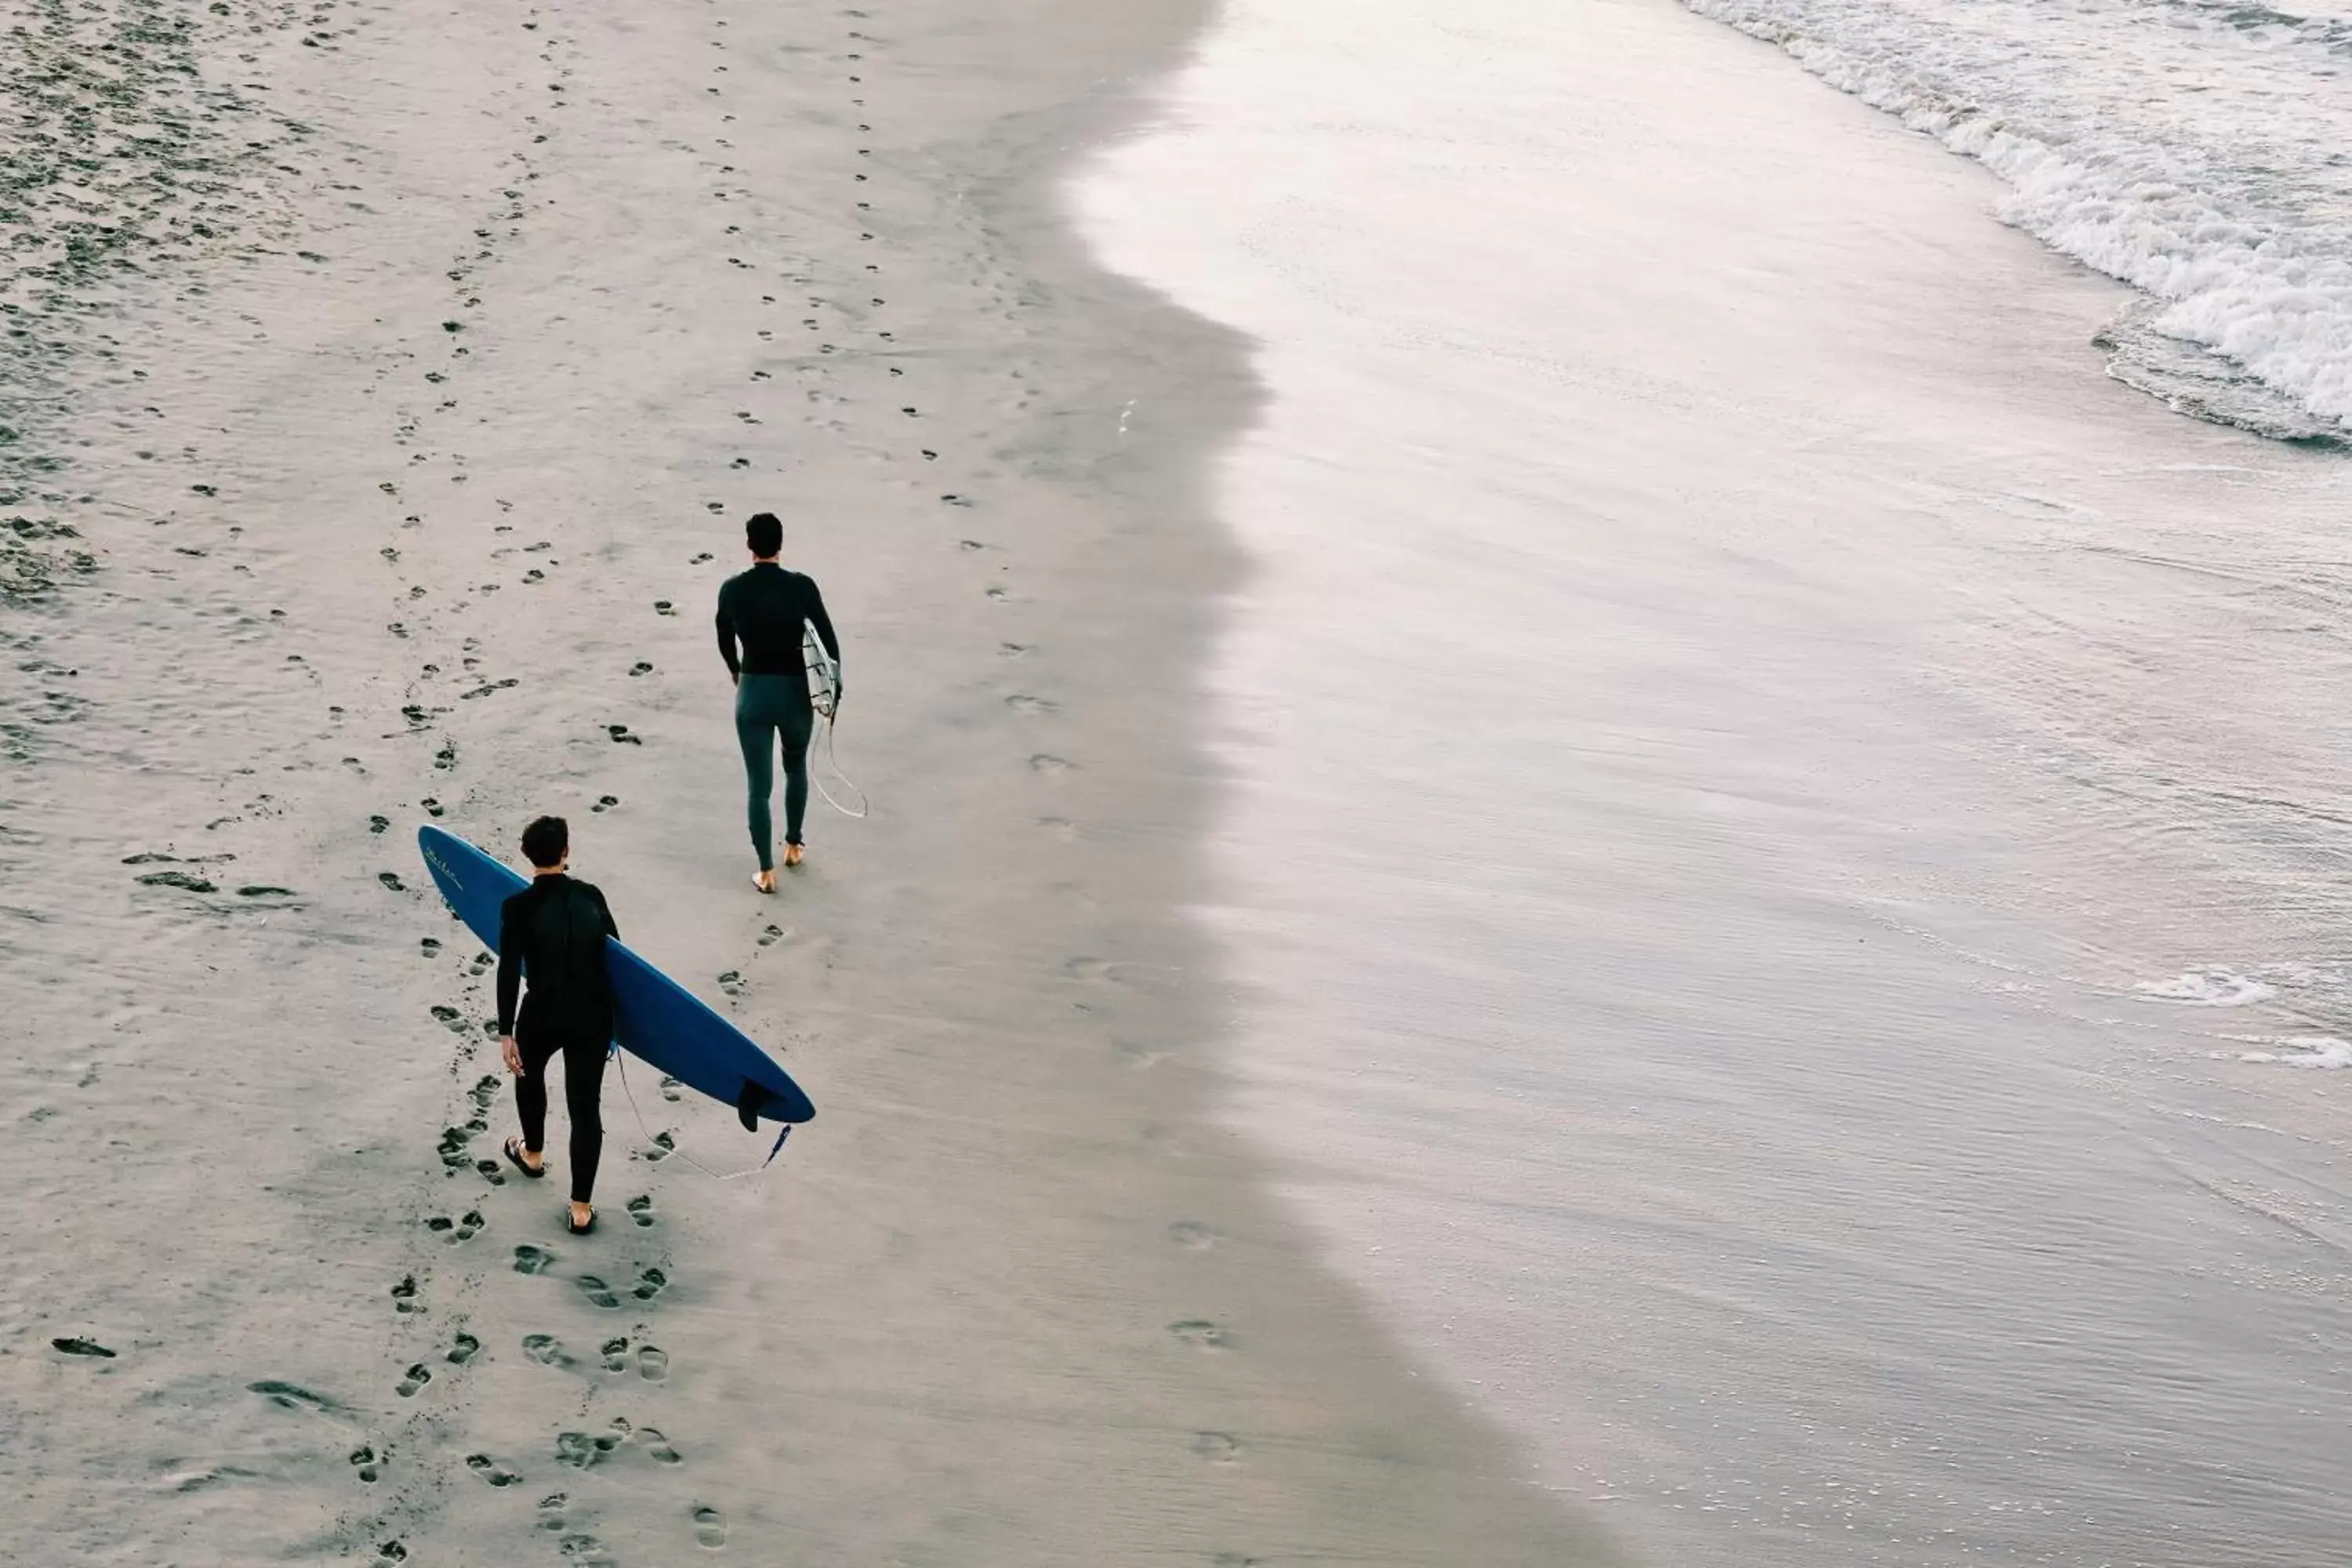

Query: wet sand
[1079,0,2352,1563]
[0,0,1614,1563]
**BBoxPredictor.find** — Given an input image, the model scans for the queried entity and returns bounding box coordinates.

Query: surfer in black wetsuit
[715,510,840,893]
[497,815,618,1235]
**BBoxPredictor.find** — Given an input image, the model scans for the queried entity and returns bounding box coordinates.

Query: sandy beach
[0,0,1616,1563]
[13,0,2352,1563]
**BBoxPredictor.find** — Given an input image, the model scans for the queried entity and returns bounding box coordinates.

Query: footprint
[629,661,653,677]
[755,924,784,947]
[1029,753,1070,773]
[631,1267,669,1302]
[447,1331,481,1366]
[537,1491,570,1532]
[645,1131,676,1162]
[639,1426,681,1465]
[430,1006,469,1035]
[693,1505,728,1548]
[591,794,619,814]
[465,1453,521,1487]
[577,1276,622,1310]
[395,1362,433,1397]
[249,1380,339,1414]
[606,724,641,745]
[391,1276,420,1313]
[368,1541,408,1566]
[522,1334,568,1367]
[379,872,406,891]
[50,1337,114,1359]
[1191,1432,1242,1462]
[1168,1221,1219,1250]
[557,1418,633,1469]
[600,1336,630,1372]
[137,870,216,894]
[1168,1319,1230,1350]
[659,1076,683,1102]
[637,1344,669,1381]
[368,815,390,834]
[476,1158,506,1185]
[419,937,442,956]
[349,1444,380,1484]
[514,1244,555,1276]
[717,970,744,996]
[626,1195,655,1228]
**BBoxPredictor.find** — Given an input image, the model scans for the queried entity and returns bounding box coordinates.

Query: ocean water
[1078,0,2352,1563]
[1686,0,2352,443]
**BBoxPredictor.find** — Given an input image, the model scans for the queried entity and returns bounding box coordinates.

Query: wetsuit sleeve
[715,579,742,681]
[593,885,619,942]
[496,895,523,1036]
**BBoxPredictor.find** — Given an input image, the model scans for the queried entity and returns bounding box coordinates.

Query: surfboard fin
[735,1078,764,1132]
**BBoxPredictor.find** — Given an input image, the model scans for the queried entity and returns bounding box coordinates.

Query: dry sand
[0,0,1615,1563]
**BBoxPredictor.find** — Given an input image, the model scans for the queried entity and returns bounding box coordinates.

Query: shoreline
[0,0,1614,1563]
[1077,0,2352,1562]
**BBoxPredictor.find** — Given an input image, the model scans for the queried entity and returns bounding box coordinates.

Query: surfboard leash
[612,1050,791,1182]
[812,710,869,819]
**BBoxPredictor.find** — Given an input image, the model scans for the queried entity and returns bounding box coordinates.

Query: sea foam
[1686,0,2352,442]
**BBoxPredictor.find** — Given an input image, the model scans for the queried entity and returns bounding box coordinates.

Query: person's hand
[731,671,739,688]
[500,1034,521,1075]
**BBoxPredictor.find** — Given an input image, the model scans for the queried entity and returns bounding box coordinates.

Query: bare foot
[752,867,776,894]
[783,843,804,869]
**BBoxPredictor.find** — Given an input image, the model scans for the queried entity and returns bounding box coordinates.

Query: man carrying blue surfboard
[497,815,618,1235]
[716,510,841,894]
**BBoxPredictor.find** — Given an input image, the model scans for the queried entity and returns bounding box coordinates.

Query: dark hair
[521,815,568,869]
[746,511,782,557]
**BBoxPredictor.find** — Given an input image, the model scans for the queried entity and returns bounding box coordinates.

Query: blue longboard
[418,825,815,1130]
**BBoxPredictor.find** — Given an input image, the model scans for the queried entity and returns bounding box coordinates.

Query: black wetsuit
[496,873,618,1203]
[716,563,841,862]
[714,561,839,684]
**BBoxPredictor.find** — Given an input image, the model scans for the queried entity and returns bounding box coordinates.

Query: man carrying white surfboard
[496,815,619,1235]
[715,510,842,893]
